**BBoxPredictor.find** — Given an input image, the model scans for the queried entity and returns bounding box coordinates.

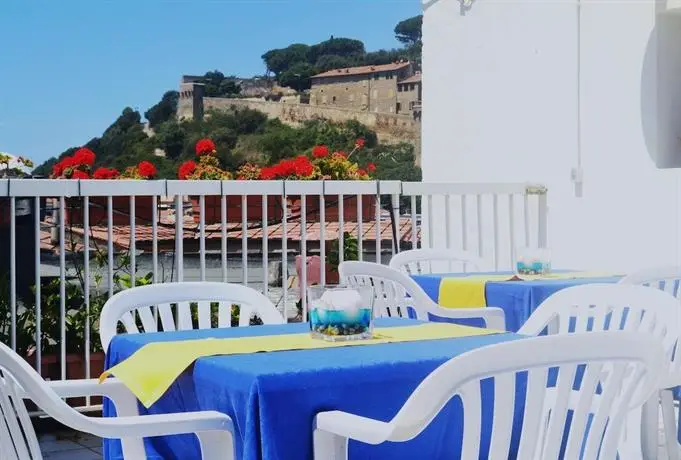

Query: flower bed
[51,148,158,226]
[178,139,378,223]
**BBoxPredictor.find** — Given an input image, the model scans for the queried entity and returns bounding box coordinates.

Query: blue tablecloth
[103,319,526,460]
[412,274,621,332]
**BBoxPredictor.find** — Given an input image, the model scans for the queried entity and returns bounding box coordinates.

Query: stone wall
[204,98,421,142]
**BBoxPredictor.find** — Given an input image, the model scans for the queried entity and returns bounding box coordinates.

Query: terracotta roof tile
[311,62,411,79]
[400,74,422,84]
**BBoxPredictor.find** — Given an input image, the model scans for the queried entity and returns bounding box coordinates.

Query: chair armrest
[29,378,141,417]
[88,410,234,440]
[315,411,393,445]
[427,306,506,331]
[43,378,130,400]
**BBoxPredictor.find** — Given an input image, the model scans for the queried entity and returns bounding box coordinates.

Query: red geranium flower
[73,148,96,166]
[178,160,197,180]
[71,170,90,179]
[312,145,329,159]
[367,162,376,173]
[195,139,216,156]
[52,162,64,177]
[294,155,314,177]
[355,138,365,149]
[332,151,347,160]
[357,169,368,177]
[60,156,76,170]
[93,167,120,179]
[260,166,277,180]
[137,161,157,179]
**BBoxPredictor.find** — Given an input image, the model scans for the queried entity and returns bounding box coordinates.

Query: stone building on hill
[309,61,422,118]
[397,73,422,120]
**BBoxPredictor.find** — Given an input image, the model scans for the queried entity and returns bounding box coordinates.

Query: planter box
[65,196,155,226]
[190,195,284,224]
[0,198,33,227]
[287,195,376,222]
[24,352,106,407]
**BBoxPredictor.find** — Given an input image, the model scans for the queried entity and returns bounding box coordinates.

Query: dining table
[411,272,622,332]
[103,318,527,460]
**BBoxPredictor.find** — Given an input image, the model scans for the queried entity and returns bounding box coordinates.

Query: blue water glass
[307,285,375,342]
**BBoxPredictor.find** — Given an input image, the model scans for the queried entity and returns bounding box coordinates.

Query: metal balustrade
[0,179,547,411]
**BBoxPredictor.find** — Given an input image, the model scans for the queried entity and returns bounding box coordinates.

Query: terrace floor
[36,418,678,459]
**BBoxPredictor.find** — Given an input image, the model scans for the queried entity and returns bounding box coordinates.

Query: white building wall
[422,0,681,272]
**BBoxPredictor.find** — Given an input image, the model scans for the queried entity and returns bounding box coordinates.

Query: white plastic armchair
[518,283,681,460]
[339,261,506,330]
[389,248,486,275]
[313,332,665,460]
[0,341,234,460]
[619,266,681,299]
[620,267,681,460]
[100,282,284,351]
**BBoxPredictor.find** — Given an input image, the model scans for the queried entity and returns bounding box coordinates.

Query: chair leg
[197,431,235,460]
[661,390,679,460]
[619,406,644,460]
[641,396,660,460]
[313,429,348,460]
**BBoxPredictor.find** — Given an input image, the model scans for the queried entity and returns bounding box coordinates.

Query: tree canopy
[261,15,422,91]
[394,15,423,46]
[144,91,179,128]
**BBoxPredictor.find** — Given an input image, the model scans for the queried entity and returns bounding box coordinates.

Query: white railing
[0,179,547,410]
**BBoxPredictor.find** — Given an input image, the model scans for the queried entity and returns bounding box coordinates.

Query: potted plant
[51,148,158,225]
[247,140,377,222]
[0,153,34,227]
[178,138,282,224]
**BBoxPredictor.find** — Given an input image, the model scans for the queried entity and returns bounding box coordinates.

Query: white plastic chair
[620,267,681,460]
[0,341,234,460]
[339,261,506,330]
[518,283,681,460]
[313,332,666,460]
[389,248,486,275]
[100,282,285,351]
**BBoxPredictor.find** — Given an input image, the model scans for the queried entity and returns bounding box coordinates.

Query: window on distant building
[409,101,415,110]
[387,74,394,79]
[396,102,402,113]
[374,74,380,80]
[332,96,336,103]
[410,84,415,91]
[398,85,403,92]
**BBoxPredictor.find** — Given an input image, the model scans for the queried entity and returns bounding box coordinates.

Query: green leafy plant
[326,232,359,274]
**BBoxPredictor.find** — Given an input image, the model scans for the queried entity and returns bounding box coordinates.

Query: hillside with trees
[33,15,422,183]
[262,15,422,92]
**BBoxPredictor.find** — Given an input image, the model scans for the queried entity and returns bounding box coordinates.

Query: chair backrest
[339,261,437,320]
[379,332,664,459]
[518,284,681,387]
[389,248,485,275]
[0,341,99,460]
[619,266,681,299]
[100,282,285,350]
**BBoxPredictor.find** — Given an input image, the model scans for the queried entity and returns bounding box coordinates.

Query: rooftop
[400,73,422,84]
[311,61,411,79]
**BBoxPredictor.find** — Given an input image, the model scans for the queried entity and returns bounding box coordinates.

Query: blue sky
[0,0,420,163]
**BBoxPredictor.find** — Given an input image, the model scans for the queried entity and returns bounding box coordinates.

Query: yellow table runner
[100,323,500,408]
[438,271,623,309]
